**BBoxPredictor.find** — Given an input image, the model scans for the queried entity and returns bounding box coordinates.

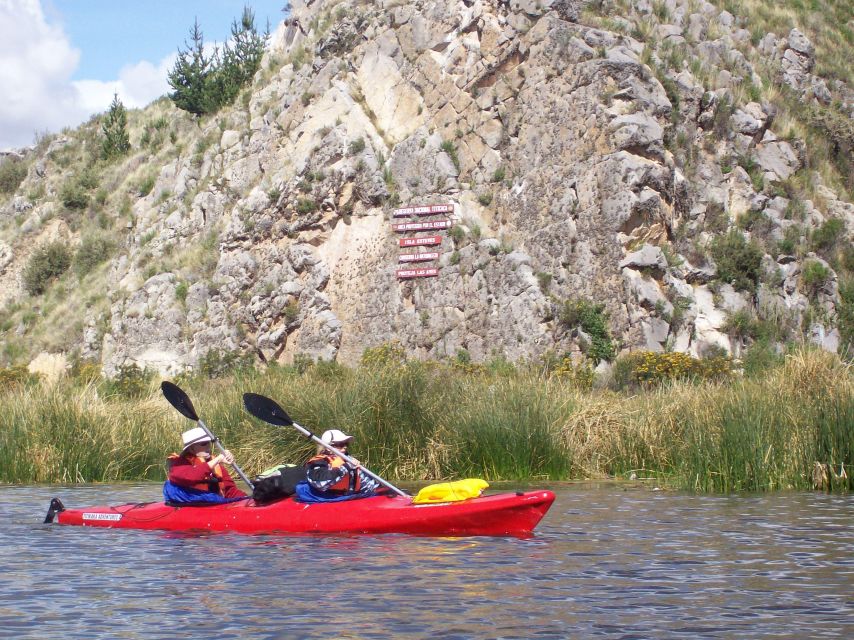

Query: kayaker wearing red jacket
[306,429,379,496]
[167,427,246,499]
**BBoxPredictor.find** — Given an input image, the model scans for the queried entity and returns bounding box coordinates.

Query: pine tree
[167,19,212,116]
[101,93,130,159]
[211,7,268,108]
[168,10,268,116]
[230,7,267,86]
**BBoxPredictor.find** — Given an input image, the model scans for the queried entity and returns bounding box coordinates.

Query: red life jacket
[307,453,360,493]
[167,453,227,496]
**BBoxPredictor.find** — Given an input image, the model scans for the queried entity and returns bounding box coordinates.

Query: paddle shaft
[197,418,254,490]
[290,420,408,498]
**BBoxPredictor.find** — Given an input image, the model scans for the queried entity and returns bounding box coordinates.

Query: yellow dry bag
[412,478,489,504]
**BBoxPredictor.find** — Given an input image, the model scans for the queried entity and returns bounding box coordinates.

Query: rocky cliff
[1,0,852,378]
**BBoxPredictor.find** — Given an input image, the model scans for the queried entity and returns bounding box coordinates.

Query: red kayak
[46,490,555,537]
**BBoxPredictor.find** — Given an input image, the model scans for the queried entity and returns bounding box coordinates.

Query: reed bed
[1,349,850,492]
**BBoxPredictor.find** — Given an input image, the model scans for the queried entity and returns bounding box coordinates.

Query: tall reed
[1,349,851,491]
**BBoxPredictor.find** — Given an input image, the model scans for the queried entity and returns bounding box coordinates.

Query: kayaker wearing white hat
[305,429,380,497]
[165,427,247,501]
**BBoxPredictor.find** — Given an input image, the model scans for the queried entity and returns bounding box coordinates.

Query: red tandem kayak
[46,490,555,537]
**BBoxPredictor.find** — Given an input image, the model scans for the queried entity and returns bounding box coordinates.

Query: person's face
[188,441,212,459]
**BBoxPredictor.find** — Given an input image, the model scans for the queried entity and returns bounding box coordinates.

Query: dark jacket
[306,452,379,495]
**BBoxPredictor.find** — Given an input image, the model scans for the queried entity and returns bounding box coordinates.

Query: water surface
[2,484,852,639]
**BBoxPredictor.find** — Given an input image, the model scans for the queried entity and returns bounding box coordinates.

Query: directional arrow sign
[399,251,440,263]
[392,219,453,232]
[397,267,439,279]
[399,235,442,247]
[393,204,454,218]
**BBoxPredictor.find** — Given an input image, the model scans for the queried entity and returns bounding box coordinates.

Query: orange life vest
[307,453,360,493]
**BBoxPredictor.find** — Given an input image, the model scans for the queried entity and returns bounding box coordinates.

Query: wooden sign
[397,267,439,279]
[399,235,442,247]
[392,219,453,232]
[399,251,440,263]
[393,204,454,218]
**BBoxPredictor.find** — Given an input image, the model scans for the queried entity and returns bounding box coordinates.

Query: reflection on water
[1,484,852,639]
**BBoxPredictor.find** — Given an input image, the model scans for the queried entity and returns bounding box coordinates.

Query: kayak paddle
[242,392,409,498]
[161,381,254,490]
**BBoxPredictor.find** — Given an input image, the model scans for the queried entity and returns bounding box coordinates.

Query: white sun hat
[181,426,213,453]
[321,429,354,445]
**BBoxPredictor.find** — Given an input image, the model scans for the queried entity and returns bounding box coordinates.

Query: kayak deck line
[47,490,555,537]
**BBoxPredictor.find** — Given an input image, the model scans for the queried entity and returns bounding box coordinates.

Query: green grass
[1,349,851,491]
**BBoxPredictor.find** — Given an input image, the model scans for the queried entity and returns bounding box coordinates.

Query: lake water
[1,483,852,639]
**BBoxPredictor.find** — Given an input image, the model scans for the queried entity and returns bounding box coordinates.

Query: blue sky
[0,1,288,150]
[47,0,287,81]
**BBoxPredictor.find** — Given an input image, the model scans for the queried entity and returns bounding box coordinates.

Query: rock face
[0,0,852,376]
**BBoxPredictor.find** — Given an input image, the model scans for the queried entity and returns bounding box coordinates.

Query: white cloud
[73,54,175,116]
[0,0,175,151]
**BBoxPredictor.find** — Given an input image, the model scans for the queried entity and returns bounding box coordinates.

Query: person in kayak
[305,429,380,498]
[163,427,247,504]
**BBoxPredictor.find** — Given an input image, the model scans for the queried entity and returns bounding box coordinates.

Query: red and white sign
[399,251,440,263]
[392,219,453,232]
[399,235,442,247]
[393,204,454,218]
[397,267,439,279]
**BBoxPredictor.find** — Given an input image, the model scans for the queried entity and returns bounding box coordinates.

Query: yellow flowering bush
[0,365,39,389]
[614,351,732,388]
[551,356,595,390]
[360,341,408,369]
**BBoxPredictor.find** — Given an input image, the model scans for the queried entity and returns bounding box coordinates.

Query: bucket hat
[321,429,354,445]
[181,426,213,453]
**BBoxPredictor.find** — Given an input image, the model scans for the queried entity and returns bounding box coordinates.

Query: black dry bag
[252,465,306,505]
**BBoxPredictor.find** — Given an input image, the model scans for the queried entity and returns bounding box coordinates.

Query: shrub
[348,137,365,154]
[361,341,407,369]
[559,298,616,363]
[550,356,594,390]
[710,230,763,292]
[801,259,831,299]
[440,140,460,172]
[811,217,844,254]
[283,300,299,324]
[741,339,785,377]
[491,167,506,183]
[175,281,189,303]
[23,242,72,295]
[0,365,39,389]
[292,353,314,374]
[197,349,254,378]
[296,198,317,214]
[611,351,732,389]
[100,363,153,399]
[137,173,156,197]
[74,235,113,277]
[60,181,89,210]
[0,159,27,194]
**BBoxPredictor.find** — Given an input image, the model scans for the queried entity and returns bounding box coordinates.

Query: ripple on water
[1,485,853,639]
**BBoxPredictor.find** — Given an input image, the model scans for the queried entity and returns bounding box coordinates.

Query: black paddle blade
[161,381,199,421]
[243,393,293,427]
